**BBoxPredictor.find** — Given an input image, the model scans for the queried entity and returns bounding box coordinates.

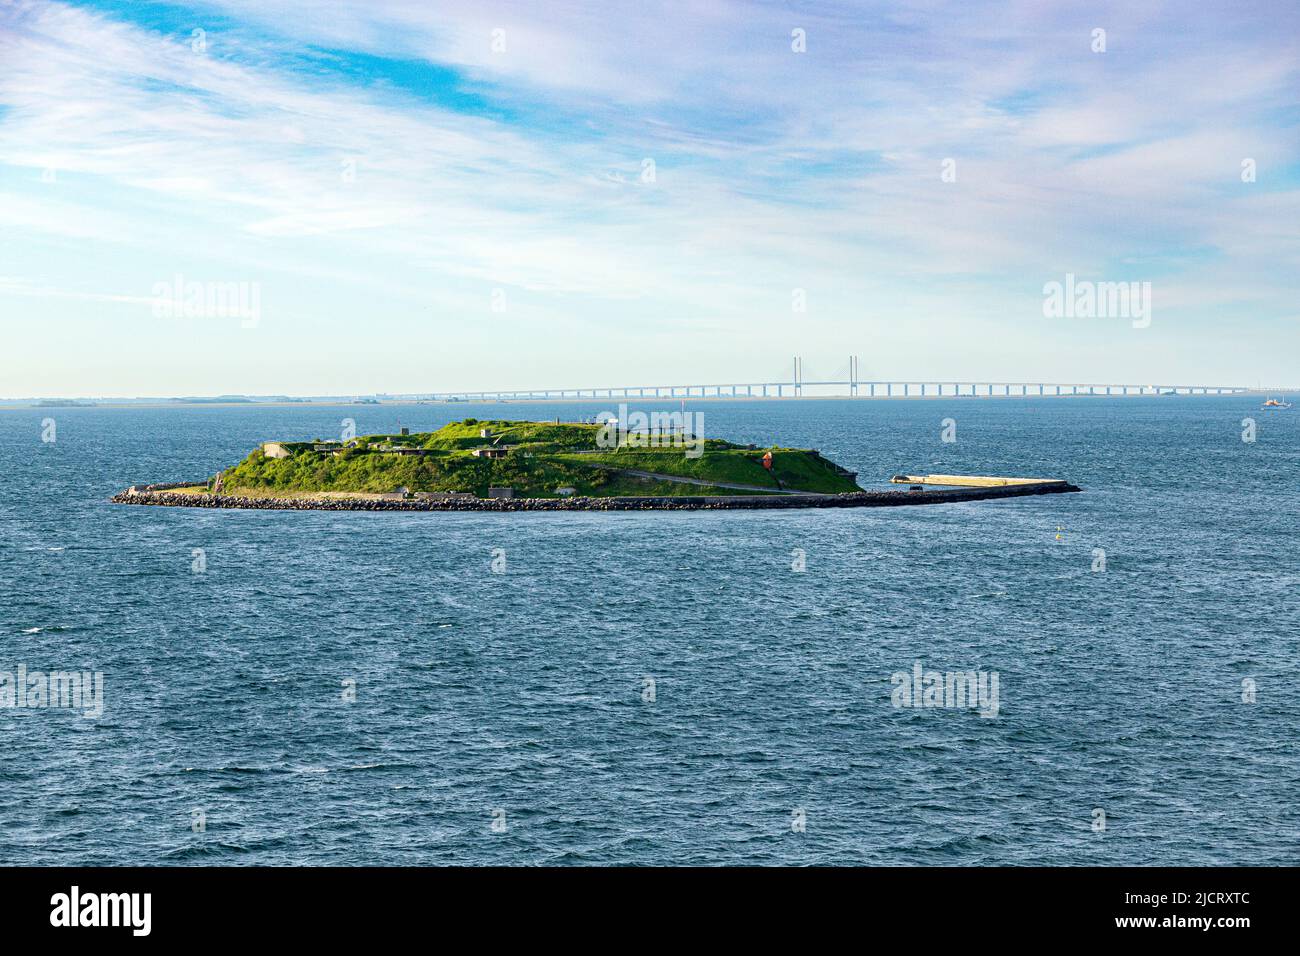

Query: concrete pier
[890,474,1068,488]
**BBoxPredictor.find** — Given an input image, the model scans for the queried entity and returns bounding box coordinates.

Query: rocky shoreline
[111,481,1081,512]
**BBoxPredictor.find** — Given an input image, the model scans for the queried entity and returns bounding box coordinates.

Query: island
[112,418,1081,511]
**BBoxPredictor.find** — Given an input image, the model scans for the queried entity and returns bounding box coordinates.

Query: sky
[0,0,1297,397]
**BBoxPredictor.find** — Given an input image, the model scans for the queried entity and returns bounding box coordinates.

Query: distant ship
[1261,397,1292,409]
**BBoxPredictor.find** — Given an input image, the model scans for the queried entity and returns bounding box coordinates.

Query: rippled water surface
[2,398,1297,865]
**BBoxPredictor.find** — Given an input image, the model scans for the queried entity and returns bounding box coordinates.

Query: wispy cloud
[0,0,1296,395]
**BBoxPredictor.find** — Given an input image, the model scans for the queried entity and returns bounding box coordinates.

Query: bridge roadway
[411,381,1263,402]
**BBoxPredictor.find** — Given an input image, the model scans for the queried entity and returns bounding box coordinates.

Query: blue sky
[0,0,1297,396]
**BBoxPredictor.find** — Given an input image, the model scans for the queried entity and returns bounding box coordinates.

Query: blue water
[2,398,1296,865]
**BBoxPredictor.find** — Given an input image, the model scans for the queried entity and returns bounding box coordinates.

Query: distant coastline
[2,387,1291,409]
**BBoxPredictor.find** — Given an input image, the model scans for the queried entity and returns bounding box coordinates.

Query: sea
[1,396,1296,865]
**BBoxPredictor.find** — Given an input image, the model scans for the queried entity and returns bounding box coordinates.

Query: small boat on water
[1261,397,1292,409]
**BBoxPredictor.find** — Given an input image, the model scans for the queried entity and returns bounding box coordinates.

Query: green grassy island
[202,418,862,500]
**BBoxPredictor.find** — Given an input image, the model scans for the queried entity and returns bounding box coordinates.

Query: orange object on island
[761,451,773,470]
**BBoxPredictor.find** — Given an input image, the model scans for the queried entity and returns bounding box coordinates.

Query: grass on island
[204,418,861,499]
[552,447,858,494]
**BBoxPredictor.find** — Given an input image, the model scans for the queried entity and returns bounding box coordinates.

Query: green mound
[215,419,862,499]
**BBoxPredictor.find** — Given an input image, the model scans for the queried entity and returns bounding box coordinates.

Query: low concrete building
[555,486,576,497]
[479,428,493,438]
[262,442,291,459]
[471,447,508,459]
[487,486,515,499]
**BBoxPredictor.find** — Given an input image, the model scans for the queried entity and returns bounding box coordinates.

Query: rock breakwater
[112,482,1080,512]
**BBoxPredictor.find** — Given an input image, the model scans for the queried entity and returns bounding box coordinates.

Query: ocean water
[1,397,1296,866]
